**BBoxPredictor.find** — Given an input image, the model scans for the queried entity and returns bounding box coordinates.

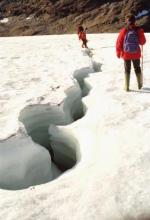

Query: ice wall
[0,135,60,190]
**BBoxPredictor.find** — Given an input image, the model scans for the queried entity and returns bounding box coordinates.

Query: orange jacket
[116,26,146,60]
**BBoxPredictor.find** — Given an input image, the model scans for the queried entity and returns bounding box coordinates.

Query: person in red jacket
[116,14,146,91]
[77,26,88,48]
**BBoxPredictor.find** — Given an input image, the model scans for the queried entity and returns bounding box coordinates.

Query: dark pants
[124,59,141,74]
[124,59,142,90]
[82,39,88,48]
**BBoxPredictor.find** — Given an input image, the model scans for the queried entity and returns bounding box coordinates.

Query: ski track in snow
[0,34,150,219]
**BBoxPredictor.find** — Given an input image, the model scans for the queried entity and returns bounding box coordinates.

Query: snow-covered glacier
[0,34,150,220]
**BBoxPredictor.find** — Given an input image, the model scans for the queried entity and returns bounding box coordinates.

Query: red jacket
[116,26,146,60]
[78,31,87,41]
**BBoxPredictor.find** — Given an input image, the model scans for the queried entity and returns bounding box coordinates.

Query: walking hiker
[116,14,146,91]
[77,26,88,48]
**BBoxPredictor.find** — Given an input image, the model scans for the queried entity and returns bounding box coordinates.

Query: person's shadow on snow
[130,87,150,93]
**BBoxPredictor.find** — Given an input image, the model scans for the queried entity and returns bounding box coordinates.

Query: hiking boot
[138,83,143,90]
[124,72,130,92]
[125,87,130,92]
[136,72,143,90]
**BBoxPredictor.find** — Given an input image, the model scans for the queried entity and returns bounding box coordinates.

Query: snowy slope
[0,34,150,219]
[0,35,94,139]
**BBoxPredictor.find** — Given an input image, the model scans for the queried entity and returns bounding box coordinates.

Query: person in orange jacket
[77,26,88,48]
[116,14,146,91]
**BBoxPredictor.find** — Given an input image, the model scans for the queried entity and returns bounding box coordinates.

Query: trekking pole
[141,45,144,84]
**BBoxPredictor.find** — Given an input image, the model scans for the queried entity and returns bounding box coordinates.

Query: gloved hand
[117,52,120,58]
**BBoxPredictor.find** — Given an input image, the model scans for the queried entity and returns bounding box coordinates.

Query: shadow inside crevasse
[73,62,102,97]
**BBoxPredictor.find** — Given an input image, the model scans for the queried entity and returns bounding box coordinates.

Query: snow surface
[136,10,150,19]
[0,35,92,139]
[26,17,31,20]
[0,33,150,219]
[0,18,9,23]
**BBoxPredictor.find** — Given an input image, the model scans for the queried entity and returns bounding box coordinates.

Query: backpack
[123,29,139,53]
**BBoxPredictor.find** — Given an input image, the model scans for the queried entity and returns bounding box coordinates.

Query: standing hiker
[77,26,88,48]
[116,14,146,91]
